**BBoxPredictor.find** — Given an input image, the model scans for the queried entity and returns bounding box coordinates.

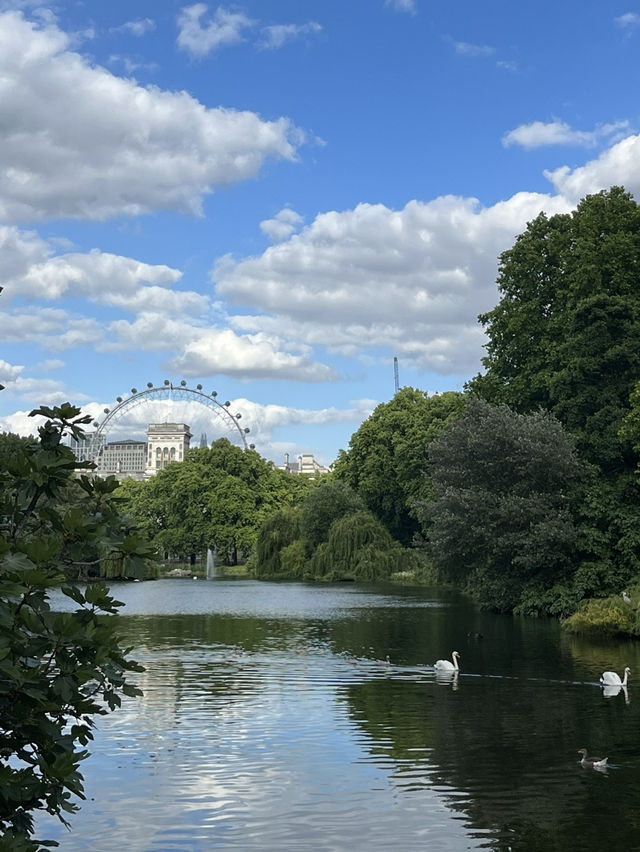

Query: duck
[434,651,460,672]
[600,666,630,687]
[577,748,608,769]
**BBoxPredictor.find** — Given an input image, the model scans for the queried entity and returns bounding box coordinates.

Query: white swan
[578,748,608,769]
[434,651,460,672]
[600,666,630,686]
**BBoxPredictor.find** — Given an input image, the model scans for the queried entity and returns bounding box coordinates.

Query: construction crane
[393,356,400,393]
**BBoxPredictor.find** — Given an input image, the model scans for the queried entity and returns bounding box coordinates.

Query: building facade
[145,422,192,475]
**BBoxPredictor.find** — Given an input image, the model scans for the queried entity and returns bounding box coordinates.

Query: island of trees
[4,186,640,849]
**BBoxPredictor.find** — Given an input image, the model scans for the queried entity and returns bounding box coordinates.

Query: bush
[563,583,640,636]
[0,404,146,851]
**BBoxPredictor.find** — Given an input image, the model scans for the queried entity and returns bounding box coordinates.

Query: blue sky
[2,0,640,465]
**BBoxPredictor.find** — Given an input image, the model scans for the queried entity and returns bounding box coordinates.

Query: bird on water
[434,651,460,672]
[600,666,631,687]
[577,748,608,769]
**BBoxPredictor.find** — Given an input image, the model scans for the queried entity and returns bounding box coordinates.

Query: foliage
[307,510,408,582]
[562,586,640,637]
[118,439,311,565]
[0,404,145,851]
[253,507,304,578]
[470,186,640,474]
[252,480,419,583]
[419,398,587,613]
[334,388,465,544]
[298,480,365,548]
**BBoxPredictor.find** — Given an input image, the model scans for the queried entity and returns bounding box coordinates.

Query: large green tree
[0,405,146,851]
[334,388,465,544]
[471,186,640,474]
[419,398,587,614]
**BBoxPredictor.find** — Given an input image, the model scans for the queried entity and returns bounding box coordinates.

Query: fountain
[205,548,217,580]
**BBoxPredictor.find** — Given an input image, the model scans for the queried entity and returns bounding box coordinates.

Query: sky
[2,0,640,465]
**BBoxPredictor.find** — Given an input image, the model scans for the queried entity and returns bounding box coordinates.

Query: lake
[37,578,640,851]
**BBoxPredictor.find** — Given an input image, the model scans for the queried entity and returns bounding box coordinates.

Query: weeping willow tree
[308,510,408,582]
[253,507,303,578]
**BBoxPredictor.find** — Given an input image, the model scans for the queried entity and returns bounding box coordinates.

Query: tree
[419,398,587,614]
[0,404,146,851]
[308,510,408,582]
[298,480,365,548]
[470,186,640,474]
[334,388,465,544]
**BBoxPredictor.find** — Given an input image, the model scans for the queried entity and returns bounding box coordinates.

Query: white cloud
[221,397,377,463]
[503,119,631,150]
[165,328,338,382]
[384,0,416,13]
[214,192,570,374]
[3,248,182,303]
[0,359,24,384]
[0,307,104,349]
[111,18,156,37]
[0,11,305,223]
[257,21,322,50]
[103,312,337,382]
[259,208,303,242]
[543,133,640,202]
[176,4,254,57]
[614,12,640,29]
[450,39,494,57]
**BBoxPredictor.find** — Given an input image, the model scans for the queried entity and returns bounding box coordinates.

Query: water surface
[38,579,640,851]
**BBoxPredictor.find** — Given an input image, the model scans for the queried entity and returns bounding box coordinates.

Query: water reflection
[38,580,640,852]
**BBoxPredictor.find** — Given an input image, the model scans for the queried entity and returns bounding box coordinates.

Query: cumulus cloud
[214,192,570,374]
[3,249,182,304]
[543,133,640,202]
[503,119,631,150]
[259,208,303,242]
[176,4,254,56]
[222,397,377,463]
[0,359,24,385]
[257,21,322,50]
[103,312,337,382]
[0,11,305,223]
[1,307,104,349]
[165,329,338,382]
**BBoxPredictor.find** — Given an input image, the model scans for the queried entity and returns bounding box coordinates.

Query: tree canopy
[419,398,587,614]
[470,186,640,474]
[334,388,465,544]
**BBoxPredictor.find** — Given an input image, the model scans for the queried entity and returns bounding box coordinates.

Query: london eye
[85,380,254,462]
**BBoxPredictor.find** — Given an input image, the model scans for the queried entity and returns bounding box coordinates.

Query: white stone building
[146,422,192,475]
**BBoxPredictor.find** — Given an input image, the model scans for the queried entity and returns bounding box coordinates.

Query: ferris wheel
[86,380,254,462]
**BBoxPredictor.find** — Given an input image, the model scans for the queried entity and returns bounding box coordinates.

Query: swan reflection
[602,683,630,704]
[435,670,459,690]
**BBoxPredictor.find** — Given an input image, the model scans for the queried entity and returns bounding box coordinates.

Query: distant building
[68,422,192,481]
[96,439,147,478]
[276,452,330,476]
[68,431,105,464]
[146,422,192,475]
